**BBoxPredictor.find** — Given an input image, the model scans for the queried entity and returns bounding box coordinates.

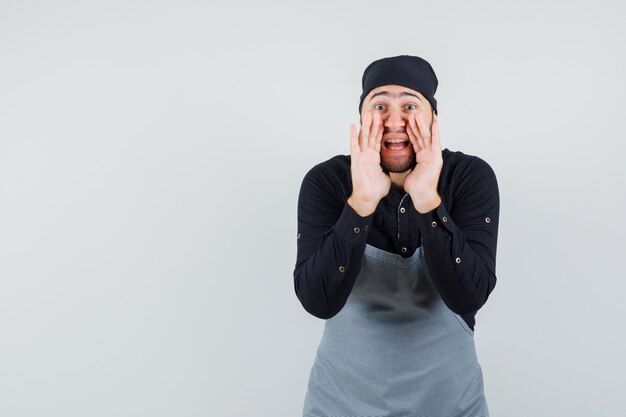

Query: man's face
[360,85,433,173]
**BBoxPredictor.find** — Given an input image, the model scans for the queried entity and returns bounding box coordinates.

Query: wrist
[412,192,441,214]
[347,195,379,217]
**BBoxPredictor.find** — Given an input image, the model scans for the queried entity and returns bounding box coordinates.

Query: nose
[384,107,407,133]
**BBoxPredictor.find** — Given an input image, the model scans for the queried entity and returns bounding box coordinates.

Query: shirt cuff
[334,201,375,245]
[415,200,456,240]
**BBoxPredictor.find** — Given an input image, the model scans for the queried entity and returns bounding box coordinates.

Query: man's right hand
[348,111,391,217]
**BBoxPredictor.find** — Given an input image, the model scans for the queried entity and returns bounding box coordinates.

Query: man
[293,55,499,416]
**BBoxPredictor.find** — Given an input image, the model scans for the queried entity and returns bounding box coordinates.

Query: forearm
[294,202,374,319]
[416,202,498,315]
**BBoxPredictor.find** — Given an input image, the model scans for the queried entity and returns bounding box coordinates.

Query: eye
[405,104,417,111]
[374,104,386,111]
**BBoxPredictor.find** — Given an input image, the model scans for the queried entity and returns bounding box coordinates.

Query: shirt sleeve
[415,156,500,315]
[293,166,375,319]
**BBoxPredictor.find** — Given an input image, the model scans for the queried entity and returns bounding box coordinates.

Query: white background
[1,1,625,416]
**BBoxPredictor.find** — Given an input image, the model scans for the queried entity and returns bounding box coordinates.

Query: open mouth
[383,139,410,151]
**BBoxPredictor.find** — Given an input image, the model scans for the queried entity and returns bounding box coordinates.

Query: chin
[381,156,416,173]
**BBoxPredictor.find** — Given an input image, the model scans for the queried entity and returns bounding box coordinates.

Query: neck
[389,170,410,192]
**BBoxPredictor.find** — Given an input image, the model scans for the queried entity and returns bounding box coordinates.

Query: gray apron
[302,243,489,417]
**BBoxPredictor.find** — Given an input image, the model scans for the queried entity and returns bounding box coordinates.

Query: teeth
[385,138,408,143]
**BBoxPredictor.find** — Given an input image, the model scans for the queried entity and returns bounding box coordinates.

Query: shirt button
[296,233,301,239]
[431,221,437,227]
[364,225,369,231]
[485,217,491,223]
[400,207,406,213]
[353,227,360,233]
[442,216,447,222]
[401,247,407,253]
[338,266,345,272]
[455,257,461,264]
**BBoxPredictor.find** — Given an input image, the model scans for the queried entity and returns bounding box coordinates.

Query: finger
[417,112,432,148]
[360,112,371,152]
[409,113,425,150]
[349,123,359,155]
[369,112,380,149]
[431,114,440,147]
[374,114,384,153]
[406,115,420,153]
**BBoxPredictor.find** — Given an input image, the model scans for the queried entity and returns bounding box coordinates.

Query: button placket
[397,193,409,241]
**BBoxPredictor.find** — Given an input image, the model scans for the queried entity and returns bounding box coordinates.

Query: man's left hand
[404,112,443,213]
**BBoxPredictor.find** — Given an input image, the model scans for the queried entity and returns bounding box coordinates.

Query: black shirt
[293,148,500,331]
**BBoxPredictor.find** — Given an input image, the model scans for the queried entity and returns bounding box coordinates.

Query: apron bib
[302,243,489,417]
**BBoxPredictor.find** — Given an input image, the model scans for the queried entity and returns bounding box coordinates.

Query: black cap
[359,55,438,115]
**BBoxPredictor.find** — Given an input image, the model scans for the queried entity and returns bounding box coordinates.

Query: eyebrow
[369,91,422,101]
